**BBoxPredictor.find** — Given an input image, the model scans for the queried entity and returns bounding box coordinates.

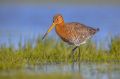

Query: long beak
[42,23,55,40]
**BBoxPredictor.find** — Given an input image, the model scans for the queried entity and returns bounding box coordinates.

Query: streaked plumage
[55,22,99,46]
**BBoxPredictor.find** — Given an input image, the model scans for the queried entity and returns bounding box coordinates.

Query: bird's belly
[72,35,92,46]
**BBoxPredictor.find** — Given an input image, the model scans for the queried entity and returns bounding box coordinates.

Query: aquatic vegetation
[0,72,83,79]
[0,36,120,70]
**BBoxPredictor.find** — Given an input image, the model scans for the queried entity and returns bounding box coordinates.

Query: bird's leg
[71,46,78,56]
[78,47,81,62]
[71,46,78,62]
[71,46,78,71]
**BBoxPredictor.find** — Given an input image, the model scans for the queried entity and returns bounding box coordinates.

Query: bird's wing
[65,22,97,45]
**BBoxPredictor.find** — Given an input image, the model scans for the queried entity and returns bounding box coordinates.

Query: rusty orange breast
[55,23,69,42]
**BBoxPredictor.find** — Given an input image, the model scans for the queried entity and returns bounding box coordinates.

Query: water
[0,4,120,49]
[25,63,120,79]
[1,63,120,79]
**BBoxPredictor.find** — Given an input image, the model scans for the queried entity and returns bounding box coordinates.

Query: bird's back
[57,22,99,46]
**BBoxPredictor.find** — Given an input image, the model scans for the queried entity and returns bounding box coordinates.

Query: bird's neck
[55,22,65,37]
[57,22,65,27]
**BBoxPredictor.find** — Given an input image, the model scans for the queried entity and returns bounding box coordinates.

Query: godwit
[42,14,99,56]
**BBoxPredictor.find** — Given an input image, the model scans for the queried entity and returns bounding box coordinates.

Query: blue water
[0,4,120,48]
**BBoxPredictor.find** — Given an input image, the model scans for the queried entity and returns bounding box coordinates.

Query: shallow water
[25,63,120,79]
[1,63,120,79]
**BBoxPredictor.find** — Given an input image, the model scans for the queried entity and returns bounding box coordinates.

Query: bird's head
[53,14,64,25]
[42,14,64,40]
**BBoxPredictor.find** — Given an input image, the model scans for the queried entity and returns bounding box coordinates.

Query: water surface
[1,63,120,79]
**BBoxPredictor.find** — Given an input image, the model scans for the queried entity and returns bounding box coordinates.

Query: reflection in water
[71,47,81,73]
[23,63,120,79]
[0,63,119,79]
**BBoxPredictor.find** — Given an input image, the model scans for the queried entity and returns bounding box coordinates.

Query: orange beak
[42,23,55,40]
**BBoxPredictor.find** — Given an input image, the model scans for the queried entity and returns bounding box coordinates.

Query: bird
[42,14,99,56]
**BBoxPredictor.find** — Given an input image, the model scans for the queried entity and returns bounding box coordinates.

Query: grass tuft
[0,36,120,70]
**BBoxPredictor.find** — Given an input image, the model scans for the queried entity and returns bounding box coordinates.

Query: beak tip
[42,33,48,40]
[42,36,45,40]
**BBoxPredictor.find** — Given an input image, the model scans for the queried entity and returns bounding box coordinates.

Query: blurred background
[0,0,120,79]
[0,0,120,49]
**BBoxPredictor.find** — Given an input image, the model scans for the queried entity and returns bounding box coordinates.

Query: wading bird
[42,14,99,56]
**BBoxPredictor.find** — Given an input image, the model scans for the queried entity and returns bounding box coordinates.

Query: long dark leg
[78,47,81,72]
[71,46,78,63]
[71,46,78,56]
[71,46,78,72]
[78,47,81,62]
